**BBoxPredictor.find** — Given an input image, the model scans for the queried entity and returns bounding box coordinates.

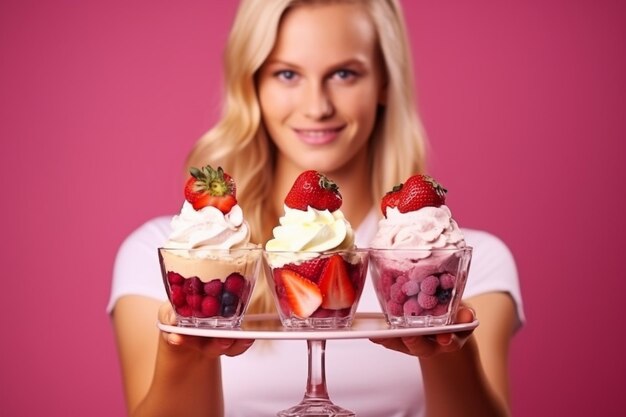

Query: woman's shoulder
[116,215,173,259]
[131,215,172,237]
[460,227,524,325]
[461,228,512,252]
[460,227,517,273]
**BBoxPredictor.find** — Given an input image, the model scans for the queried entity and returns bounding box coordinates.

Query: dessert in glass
[369,174,473,327]
[159,247,262,328]
[158,165,261,328]
[264,249,368,329]
[265,170,368,417]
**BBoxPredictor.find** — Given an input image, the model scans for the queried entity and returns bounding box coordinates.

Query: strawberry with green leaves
[285,170,342,212]
[380,174,447,217]
[184,165,237,213]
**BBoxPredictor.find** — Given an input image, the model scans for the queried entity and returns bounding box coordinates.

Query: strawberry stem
[319,174,339,193]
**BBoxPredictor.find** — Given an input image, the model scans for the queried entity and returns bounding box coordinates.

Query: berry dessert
[369,174,473,327]
[158,165,262,328]
[264,170,369,329]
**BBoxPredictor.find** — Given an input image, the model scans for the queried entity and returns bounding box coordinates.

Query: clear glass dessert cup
[264,248,369,417]
[158,246,262,328]
[369,247,472,327]
[263,249,369,330]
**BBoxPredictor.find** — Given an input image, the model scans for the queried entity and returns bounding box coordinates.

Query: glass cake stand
[158,312,479,416]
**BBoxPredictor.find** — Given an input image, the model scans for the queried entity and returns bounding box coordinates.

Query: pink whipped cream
[371,205,465,251]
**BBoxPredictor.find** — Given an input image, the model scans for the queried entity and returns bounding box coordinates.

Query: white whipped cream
[371,205,465,253]
[166,201,251,251]
[265,205,355,266]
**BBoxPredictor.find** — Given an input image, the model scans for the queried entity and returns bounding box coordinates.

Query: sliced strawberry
[285,257,328,283]
[280,269,322,318]
[318,254,356,309]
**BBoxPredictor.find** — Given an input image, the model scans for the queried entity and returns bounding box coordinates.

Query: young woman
[109,1,524,416]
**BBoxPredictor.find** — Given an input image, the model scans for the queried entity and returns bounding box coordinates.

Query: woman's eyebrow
[263,57,368,70]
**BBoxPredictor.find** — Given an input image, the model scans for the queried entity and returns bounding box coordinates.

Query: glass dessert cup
[264,249,369,417]
[264,249,369,329]
[158,246,262,328]
[369,247,472,328]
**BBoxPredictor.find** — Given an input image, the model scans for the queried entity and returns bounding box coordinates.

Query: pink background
[2,1,625,416]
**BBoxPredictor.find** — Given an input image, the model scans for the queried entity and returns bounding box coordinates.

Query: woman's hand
[158,302,255,357]
[369,305,476,358]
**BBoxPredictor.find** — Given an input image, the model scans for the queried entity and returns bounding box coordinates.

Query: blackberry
[436,288,452,304]
[221,291,239,306]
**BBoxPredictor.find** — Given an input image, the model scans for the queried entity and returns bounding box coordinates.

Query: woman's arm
[112,296,253,417]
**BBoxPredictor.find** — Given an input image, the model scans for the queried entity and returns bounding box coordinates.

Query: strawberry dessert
[159,165,262,328]
[369,174,473,327]
[264,170,369,329]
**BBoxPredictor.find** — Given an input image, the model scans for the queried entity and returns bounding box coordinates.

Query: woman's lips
[293,126,344,145]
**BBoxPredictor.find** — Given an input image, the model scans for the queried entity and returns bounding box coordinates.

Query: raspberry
[183,276,203,294]
[431,303,449,316]
[401,279,420,296]
[379,270,395,298]
[420,275,439,295]
[176,304,193,317]
[167,271,185,285]
[201,295,221,317]
[439,273,456,290]
[169,285,186,307]
[417,292,438,310]
[204,279,223,297]
[390,282,408,303]
[403,297,422,316]
[186,293,203,310]
[224,273,246,298]
[395,274,409,286]
[386,300,404,316]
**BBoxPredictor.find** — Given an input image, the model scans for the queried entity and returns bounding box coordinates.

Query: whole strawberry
[381,174,447,217]
[285,170,342,212]
[380,183,402,217]
[184,165,237,213]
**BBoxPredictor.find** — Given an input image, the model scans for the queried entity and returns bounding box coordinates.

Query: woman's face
[257,2,386,174]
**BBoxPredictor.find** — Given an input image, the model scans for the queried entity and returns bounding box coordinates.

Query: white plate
[157,312,479,340]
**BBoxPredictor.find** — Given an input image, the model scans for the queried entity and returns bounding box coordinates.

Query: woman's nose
[303,82,334,120]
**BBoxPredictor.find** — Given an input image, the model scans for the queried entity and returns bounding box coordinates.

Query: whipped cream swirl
[265,205,355,266]
[166,201,251,250]
[371,205,465,252]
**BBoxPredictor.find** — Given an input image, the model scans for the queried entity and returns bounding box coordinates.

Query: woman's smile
[293,125,346,145]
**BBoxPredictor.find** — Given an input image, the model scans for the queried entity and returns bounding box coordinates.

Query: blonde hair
[186,0,427,314]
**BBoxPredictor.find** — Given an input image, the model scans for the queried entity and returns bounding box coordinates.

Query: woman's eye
[275,70,297,81]
[333,69,357,80]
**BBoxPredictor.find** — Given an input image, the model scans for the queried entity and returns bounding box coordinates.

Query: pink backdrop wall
[2,1,625,416]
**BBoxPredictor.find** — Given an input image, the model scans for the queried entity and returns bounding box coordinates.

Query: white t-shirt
[108,210,524,417]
